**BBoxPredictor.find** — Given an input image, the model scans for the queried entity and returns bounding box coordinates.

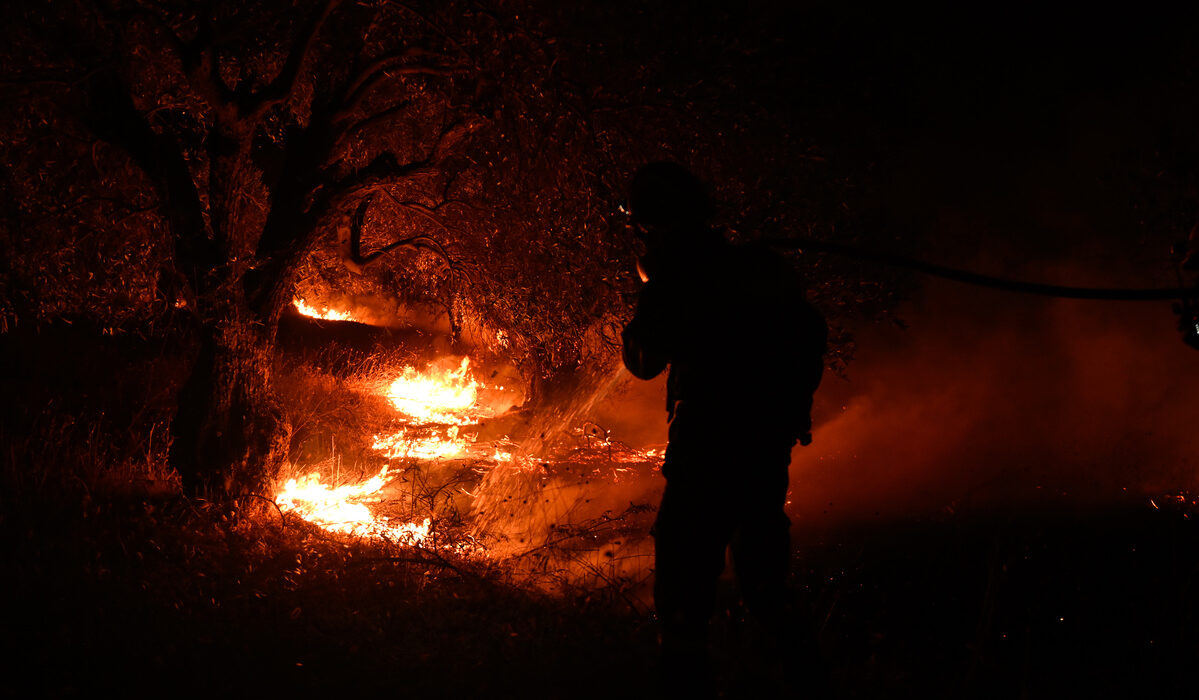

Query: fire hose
[763,237,1199,349]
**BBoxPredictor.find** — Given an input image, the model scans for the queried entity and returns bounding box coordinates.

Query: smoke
[790,275,1199,525]
[573,268,1199,531]
[586,372,670,450]
[473,259,1199,565]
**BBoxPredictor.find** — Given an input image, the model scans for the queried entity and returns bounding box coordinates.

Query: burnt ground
[3,488,1197,699]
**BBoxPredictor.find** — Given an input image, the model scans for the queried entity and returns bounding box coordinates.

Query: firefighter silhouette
[621,162,827,690]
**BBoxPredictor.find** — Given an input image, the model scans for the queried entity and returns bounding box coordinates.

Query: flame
[276,465,431,544]
[293,297,354,322]
[371,427,468,460]
[384,358,481,423]
[370,358,498,460]
[274,352,666,553]
[276,357,500,541]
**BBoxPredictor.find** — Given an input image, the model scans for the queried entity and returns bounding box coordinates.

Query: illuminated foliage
[0,0,898,493]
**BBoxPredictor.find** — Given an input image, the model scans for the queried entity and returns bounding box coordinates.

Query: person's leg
[731,450,829,697]
[653,473,731,694]
[729,462,791,641]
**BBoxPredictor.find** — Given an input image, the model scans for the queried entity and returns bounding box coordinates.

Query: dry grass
[4,485,659,698]
[1,334,662,695]
[269,346,663,603]
[7,340,1199,698]
[26,331,1199,698]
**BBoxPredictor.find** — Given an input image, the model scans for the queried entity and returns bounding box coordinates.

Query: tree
[0,0,532,496]
[1,0,906,498]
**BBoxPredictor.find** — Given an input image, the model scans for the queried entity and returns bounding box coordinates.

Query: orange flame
[275,465,431,544]
[371,427,469,460]
[274,353,665,552]
[276,357,504,541]
[370,358,499,460]
[384,358,481,423]
[293,297,354,322]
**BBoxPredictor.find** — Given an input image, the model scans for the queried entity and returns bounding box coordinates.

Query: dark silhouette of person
[621,161,827,692]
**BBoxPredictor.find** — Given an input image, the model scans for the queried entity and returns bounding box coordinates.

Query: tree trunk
[170,298,291,498]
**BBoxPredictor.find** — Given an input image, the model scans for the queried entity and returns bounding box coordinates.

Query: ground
[5,488,1196,698]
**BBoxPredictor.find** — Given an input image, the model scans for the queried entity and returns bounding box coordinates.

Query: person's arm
[622,282,671,380]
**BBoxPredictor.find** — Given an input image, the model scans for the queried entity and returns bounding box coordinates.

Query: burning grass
[12,322,1198,697]
[271,347,663,595]
[293,296,355,322]
[1,329,665,694]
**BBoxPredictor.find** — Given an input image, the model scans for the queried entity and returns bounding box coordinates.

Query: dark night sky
[783,3,1199,266]
[544,2,1199,267]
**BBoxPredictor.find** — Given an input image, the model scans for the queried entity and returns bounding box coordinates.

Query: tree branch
[334,98,415,150]
[319,116,481,207]
[378,194,452,232]
[187,13,235,107]
[317,152,437,213]
[334,49,465,122]
[79,71,220,299]
[336,193,454,274]
[306,114,483,258]
[428,117,485,161]
[243,0,341,118]
[0,73,81,93]
[116,2,232,108]
[336,194,374,274]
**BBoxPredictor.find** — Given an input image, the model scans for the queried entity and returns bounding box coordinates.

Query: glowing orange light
[371,428,468,460]
[293,297,354,322]
[276,465,431,544]
[384,358,480,423]
[273,351,664,552]
[369,358,501,460]
[276,357,501,540]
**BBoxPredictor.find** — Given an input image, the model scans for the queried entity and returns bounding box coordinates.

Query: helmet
[628,161,714,228]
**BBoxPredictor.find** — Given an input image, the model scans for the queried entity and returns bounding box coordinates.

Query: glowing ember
[293,297,354,322]
[275,465,431,544]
